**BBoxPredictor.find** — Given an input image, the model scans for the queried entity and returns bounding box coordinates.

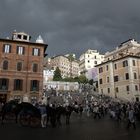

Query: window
[106,65,109,71]
[108,88,110,93]
[114,76,119,82]
[115,87,119,93]
[32,48,40,56]
[33,63,38,72]
[99,67,103,73]
[126,85,129,91]
[17,46,25,55]
[99,79,103,84]
[23,35,27,40]
[114,64,117,69]
[14,79,23,90]
[107,77,109,83]
[30,80,39,91]
[17,34,22,39]
[88,60,90,63]
[3,60,8,70]
[123,60,128,67]
[0,78,9,90]
[17,62,22,71]
[136,97,139,102]
[101,89,103,94]
[134,73,137,79]
[133,60,136,66]
[135,85,138,91]
[94,56,96,59]
[94,61,97,64]
[3,44,11,53]
[125,73,129,80]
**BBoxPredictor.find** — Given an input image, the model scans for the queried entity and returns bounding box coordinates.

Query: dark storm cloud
[0,0,140,57]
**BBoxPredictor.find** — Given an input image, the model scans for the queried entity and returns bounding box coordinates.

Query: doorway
[136,97,139,102]
[0,94,7,103]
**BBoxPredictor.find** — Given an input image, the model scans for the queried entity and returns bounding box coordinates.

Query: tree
[67,54,75,61]
[88,79,94,85]
[53,67,62,81]
[78,75,88,84]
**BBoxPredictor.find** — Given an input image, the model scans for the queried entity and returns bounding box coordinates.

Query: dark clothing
[50,107,57,127]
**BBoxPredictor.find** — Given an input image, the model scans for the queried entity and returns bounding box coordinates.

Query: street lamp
[65,83,68,91]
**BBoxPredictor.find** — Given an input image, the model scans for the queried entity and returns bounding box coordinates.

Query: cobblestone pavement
[0,113,140,140]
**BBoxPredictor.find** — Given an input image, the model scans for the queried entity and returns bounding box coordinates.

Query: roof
[0,38,48,47]
[0,38,48,57]
[95,55,140,67]
[51,55,69,60]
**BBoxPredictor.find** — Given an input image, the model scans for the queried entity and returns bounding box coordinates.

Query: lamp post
[65,83,68,91]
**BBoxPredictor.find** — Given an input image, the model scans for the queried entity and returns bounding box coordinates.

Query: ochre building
[96,39,140,101]
[0,31,48,103]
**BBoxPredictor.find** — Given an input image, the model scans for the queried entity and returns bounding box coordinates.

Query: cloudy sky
[0,0,140,58]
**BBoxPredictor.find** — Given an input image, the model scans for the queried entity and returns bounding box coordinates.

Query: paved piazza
[0,113,140,140]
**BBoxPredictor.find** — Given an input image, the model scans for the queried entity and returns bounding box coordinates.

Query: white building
[79,49,104,80]
[43,81,79,91]
[43,69,54,82]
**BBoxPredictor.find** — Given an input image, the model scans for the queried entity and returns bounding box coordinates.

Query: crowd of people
[0,88,140,130]
[33,88,140,130]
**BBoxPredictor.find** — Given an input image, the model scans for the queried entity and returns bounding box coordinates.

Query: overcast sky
[0,0,140,58]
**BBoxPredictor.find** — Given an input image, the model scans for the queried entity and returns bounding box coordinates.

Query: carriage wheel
[19,114,30,127]
[4,113,16,122]
[5,113,14,120]
[29,116,41,128]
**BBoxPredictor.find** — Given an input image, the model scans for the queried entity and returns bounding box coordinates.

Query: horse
[18,102,41,127]
[1,100,41,127]
[55,105,78,125]
[65,105,74,124]
[1,100,20,124]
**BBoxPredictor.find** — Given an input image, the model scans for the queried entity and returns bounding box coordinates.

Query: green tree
[88,79,94,85]
[67,54,75,61]
[53,67,62,81]
[78,75,88,84]
[63,77,75,82]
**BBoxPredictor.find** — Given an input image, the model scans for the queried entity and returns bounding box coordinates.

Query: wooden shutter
[3,45,5,53]
[38,49,40,56]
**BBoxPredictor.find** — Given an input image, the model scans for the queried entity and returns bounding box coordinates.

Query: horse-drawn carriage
[0,100,81,128]
[0,100,41,127]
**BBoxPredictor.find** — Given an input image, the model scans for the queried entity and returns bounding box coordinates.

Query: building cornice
[0,38,48,47]
[96,54,140,67]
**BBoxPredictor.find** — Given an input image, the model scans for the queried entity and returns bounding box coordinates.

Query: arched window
[3,60,8,70]
[17,62,22,71]
[33,63,38,72]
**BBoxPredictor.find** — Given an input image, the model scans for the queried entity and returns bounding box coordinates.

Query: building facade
[96,39,140,101]
[43,69,55,82]
[79,49,104,80]
[0,31,48,103]
[49,55,79,78]
[43,81,79,91]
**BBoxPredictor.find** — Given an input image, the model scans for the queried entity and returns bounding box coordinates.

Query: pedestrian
[127,107,136,130]
[94,105,100,119]
[39,103,47,128]
[50,104,57,127]
[79,104,83,117]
